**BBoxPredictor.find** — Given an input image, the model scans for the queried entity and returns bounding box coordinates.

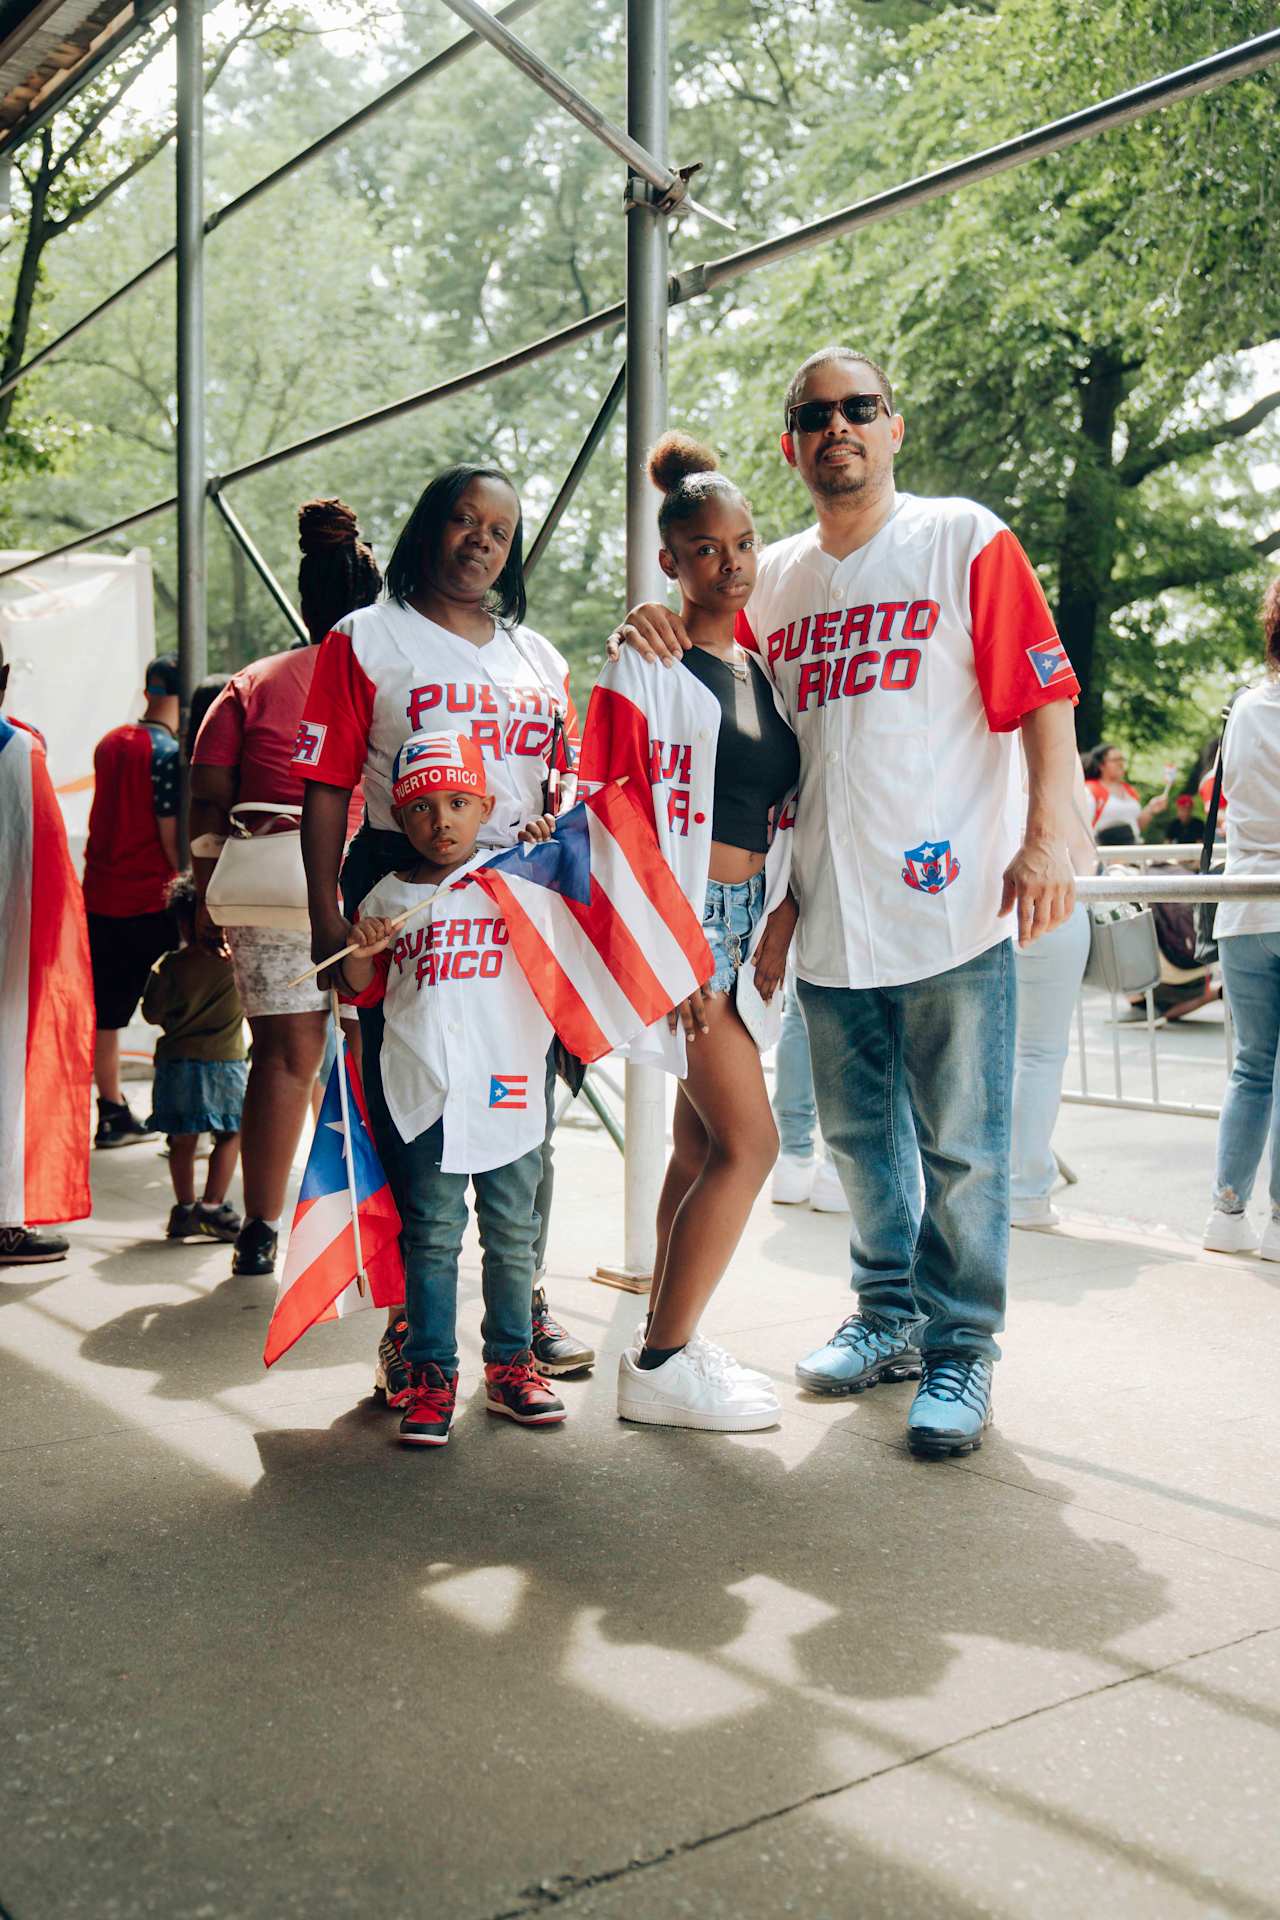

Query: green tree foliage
[714,0,1280,748]
[2,0,1276,763]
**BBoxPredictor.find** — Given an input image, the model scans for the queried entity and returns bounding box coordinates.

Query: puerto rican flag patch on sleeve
[489,1074,529,1110]
[1025,639,1074,690]
[292,719,328,766]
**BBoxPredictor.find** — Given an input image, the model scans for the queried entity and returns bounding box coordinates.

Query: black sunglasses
[788,394,890,433]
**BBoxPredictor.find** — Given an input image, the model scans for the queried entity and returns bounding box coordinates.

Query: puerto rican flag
[1025,638,1075,691]
[0,716,93,1228]
[263,1044,404,1367]
[467,780,714,1063]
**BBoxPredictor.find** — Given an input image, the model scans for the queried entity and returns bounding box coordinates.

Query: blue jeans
[798,940,1015,1361]
[397,1118,543,1372]
[702,873,765,995]
[1214,932,1280,1217]
[1011,904,1091,1203]
[532,1046,557,1275]
[774,979,817,1159]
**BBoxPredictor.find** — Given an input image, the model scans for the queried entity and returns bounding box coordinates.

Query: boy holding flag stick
[335,730,566,1446]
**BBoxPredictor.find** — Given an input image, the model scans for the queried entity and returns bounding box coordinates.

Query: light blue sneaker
[795,1314,923,1395]
[906,1356,993,1456]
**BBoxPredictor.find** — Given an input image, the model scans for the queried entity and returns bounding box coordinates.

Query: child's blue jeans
[397,1116,542,1373]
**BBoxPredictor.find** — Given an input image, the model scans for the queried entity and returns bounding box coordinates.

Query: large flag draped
[0,716,93,1227]
[467,780,714,1063]
[263,1045,403,1367]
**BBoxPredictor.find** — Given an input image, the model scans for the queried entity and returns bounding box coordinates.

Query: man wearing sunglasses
[611,344,1080,1459]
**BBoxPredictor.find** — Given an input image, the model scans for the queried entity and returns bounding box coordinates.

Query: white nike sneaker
[1202,1208,1259,1254]
[629,1322,770,1388]
[617,1345,780,1432]
[809,1157,848,1213]
[1260,1218,1280,1262]
[1011,1196,1061,1231]
[771,1153,814,1205]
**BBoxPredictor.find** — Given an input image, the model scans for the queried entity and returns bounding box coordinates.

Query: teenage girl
[582,435,800,1431]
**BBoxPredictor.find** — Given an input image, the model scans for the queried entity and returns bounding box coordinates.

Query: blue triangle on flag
[485,801,594,906]
[299,1055,384,1204]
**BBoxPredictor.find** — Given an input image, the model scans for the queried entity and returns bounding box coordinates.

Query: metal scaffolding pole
[175,0,206,749]
[686,25,1280,300]
[210,490,309,644]
[0,0,548,405]
[4,22,1278,594]
[595,0,670,1294]
[523,363,625,580]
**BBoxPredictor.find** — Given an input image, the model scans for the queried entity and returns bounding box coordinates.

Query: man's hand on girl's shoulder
[606,604,692,666]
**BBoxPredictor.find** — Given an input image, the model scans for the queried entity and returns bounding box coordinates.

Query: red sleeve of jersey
[292,628,375,789]
[969,528,1079,732]
[336,933,391,1008]
[191,676,245,767]
[734,609,759,654]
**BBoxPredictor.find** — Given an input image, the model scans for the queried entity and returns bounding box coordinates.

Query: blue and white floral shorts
[702,873,765,996]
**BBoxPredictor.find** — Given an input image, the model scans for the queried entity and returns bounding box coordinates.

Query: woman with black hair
[296,464,594,1395]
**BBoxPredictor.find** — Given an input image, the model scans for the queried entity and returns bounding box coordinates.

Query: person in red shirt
[190,499,381,1279]
[83,653,181,1149]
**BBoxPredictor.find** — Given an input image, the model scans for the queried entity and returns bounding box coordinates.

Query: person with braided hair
[190,497,382,1278]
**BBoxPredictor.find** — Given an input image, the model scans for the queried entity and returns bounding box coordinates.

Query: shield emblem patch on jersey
[902,840,960,894]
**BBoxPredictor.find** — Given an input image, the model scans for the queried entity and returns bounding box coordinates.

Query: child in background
[337,729,564,1448]
[142,873,247,1242]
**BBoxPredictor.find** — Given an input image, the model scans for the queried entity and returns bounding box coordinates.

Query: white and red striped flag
[0,715,93,1229]
[263,1045,403,1367]
[467,780,713,1063]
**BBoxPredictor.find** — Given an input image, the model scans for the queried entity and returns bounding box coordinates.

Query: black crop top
[681,647,800,854]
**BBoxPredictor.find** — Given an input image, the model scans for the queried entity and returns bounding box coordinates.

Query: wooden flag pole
[329,988,366,1298]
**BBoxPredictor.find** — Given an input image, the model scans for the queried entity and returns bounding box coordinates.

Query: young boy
[338,730,566,1447]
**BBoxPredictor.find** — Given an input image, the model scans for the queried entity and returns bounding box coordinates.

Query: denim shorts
[702,873,765,996]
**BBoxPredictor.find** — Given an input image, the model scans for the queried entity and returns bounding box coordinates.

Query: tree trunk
[0,133,55,439]
[1055,348,1127,745]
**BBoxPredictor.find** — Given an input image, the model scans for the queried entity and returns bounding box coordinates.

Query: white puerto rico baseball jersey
[291,601,579,847]
[343,854,552,1174]
[735,491,1079,990]
[577,647,795,1072]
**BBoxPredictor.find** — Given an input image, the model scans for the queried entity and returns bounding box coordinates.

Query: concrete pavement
[2,1092,1279,1920]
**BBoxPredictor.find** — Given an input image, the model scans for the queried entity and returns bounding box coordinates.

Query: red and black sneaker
[398,1364,458,1448]
[375,1313,412,1407]
[484,1350,567,1426]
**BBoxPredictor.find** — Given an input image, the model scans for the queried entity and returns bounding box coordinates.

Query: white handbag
[205,803,311,932]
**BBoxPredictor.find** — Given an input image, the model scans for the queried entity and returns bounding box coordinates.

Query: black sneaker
[530,1285,595,1376]
[166,1203,200,1240]
[195,1201,242,1243]
[232,1217,278,1275]
[0,1226,69,1265]
[95,1099,158,1149]
[375,1313,413,1407]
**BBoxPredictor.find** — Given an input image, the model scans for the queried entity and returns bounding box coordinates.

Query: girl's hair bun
[648,431,719,495]
[298,497,363,554]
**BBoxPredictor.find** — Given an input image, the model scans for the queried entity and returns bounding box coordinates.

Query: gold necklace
[707,644,749,681]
